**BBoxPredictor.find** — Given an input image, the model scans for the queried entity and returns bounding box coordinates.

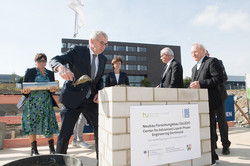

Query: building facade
[225,75,245,90]
[61,38,181,87]
[0,74,21,83]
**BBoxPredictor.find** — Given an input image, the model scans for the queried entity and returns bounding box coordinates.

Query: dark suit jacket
[17,67,58,109]
[218,60,228,101]
[105,71,129,87]
[191,56,224,109]
[49,45,107,109]
[160,59,183,88]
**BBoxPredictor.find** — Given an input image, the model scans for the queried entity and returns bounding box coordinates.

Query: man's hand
[21,88,31,94]
[189,81,200,89]
[49,86,58,93]
[57,65,74,81]
[93,94,98,104]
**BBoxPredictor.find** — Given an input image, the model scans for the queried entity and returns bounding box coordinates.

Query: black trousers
[215,100,231,148]
[56,100,98,159]
[209,108,217,164]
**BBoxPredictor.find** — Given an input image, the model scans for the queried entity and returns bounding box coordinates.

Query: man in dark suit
[158,47,183,88]
[206,50,231,155]
[189,43,224,165]
[49,31,108,163]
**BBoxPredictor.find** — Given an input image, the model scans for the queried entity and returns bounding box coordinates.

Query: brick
[190,102,209,114]
[105,148,128,165]
[154,88,178,101]
[127,149,131,165]
[141,102,166,105]
[166,102,188,105]
[105,118,127,134]
[99,102,109,116]
[169,160,191,166]
[200,127,211,140]
[192,152,211,166]
[199,89,208,101]
[109,102,140,117]
[99,141,105,157]
[99,87,127,102]
[99,89,107,102]
[127,118,130,133]
[99,128,108,145]
[201,139,211,153]
[178,89,199,101]
[108,134,130,150]
[127,87,153,101]
[99,114,105,130]
[200,114,210,127]
[112,150,127,165]
[108,87,127,102]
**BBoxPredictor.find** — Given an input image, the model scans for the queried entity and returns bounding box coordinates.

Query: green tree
[18,77,23,83]
[11,73,17,83]
[140,77,151,87]
[183,76,192,88]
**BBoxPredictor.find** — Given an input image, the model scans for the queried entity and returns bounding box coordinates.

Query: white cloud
[192,5,219,26]
[192,5,250,32]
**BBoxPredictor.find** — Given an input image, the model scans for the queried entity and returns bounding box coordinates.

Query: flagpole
[73,12,78,38]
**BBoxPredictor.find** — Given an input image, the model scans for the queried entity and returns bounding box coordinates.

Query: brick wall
[98,87,212,166]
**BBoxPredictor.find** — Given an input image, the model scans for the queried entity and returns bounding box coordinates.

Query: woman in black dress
[105,56,129,87]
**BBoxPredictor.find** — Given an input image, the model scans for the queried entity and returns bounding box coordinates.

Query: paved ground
[0,127,250,166]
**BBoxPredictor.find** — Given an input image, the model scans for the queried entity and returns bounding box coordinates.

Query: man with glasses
[50,31,108,164]
[189,43,223,165]
[157,47,183,88]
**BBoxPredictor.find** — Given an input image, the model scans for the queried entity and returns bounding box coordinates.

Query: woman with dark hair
[105,56,129,87]
[17,53,59,156]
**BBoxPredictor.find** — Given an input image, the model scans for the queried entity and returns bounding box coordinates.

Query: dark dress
[21,69,59,138]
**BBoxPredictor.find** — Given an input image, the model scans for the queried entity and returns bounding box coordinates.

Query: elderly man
[50,31,108,164]
[190,43,223,165]
[206,50,231,155]
[158,47,183,88]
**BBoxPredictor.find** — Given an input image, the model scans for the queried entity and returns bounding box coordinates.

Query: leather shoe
[222,147,230,155]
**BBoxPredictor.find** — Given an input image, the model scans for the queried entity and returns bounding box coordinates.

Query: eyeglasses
[97,40,108,46]
[37,60,47,63]
[160,54,167,58]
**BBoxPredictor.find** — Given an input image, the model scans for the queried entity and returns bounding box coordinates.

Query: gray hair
[89,31,108,40]
[161,47,174,57]
[192,43,206,51]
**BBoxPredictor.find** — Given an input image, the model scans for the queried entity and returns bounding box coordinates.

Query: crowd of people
[17,30,230,166]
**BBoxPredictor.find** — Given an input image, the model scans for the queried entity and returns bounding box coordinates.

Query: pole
[245,74,250,119]
[73,12,78,38]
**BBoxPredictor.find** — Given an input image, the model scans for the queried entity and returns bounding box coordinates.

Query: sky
[1,0,250,85]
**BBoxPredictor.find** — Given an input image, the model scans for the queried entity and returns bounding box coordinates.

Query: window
[126,55,137,61]
[121,65,125,70]
[67,43,76,48]
[137,47,147,52]
[105,54,114,60]
[126,65,137,70]
[138,65,147,71]
[116,46,125,52]
[127,46,137,52]
[128,76,145,83]
[62,43,67,48]
[105,45,113,51]
[137,56,147,61]
[105,64,113,70]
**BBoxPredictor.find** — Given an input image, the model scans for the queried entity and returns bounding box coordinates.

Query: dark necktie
[91,54,97,79]
[162,64,168,78]
[86,54,97,99]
